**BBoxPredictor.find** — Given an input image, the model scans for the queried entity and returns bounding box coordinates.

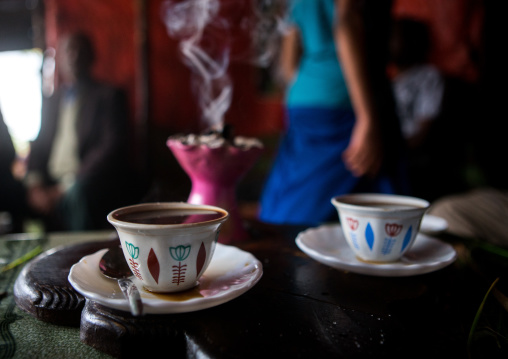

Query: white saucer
[420,214,448,234]
[68,243,263,314]
[296,224,456,277]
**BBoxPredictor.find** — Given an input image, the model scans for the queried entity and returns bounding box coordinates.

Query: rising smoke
[161,0,285,132]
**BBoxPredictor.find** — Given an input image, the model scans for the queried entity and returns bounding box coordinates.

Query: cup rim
[331,193,430,212]
[107,202,229,230]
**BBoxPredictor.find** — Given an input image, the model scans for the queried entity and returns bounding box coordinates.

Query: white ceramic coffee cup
[331,193,430,262]
[107,202,228,293]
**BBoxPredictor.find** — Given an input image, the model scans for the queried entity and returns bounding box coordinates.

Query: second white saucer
[296,224,456,277]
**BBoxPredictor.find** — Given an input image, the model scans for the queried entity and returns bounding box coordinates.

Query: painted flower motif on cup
[170,245,191,261]
[346,217,360,249]
[346,217,359,231]
[170,245,191,285]
[385,223,402,237]
[126,241,139,259]
[124,241,143,280]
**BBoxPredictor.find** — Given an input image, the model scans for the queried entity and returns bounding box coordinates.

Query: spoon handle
[118,278,143,316]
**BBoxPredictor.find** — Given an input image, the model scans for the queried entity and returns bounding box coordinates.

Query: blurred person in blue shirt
[259,0,408,225]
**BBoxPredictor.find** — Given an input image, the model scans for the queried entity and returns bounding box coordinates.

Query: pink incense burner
[167,135,263,244]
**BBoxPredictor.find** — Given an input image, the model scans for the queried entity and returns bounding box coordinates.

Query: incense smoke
[162,0,284,132]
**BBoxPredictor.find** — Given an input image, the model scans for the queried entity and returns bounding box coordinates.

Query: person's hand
[342,117,383,177]
[28,185,63,215]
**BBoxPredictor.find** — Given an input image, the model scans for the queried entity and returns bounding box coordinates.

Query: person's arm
[24,94,64,215]
[334,0,382,177]
[278,25,301,85]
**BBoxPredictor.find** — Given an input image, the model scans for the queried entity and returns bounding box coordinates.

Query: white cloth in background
[392,64,444,139]
[428,187,508,248]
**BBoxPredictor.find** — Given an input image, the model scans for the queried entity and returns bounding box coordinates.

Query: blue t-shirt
[286,0,351,108]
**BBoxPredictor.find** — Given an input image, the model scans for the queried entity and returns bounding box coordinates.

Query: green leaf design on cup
[125,241,139,259]
[170,245,191,261]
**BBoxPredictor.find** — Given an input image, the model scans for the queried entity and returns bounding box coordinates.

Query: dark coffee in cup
[113,208,225,225]
[344,201,426,210]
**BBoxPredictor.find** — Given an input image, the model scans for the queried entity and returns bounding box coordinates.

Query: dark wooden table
[12,220,508,358]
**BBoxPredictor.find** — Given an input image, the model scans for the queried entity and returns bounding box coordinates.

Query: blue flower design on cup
[170,245,192,285]
[170,245,191,261]
[125,241,139,259]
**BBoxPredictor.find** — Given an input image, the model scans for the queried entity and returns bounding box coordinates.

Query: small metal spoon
[99,246,143,316]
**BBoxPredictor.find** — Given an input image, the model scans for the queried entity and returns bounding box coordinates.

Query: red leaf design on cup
[196,242,206,277]
[147,248,160,284]
[385,223,402,237]
[346,217,359,231]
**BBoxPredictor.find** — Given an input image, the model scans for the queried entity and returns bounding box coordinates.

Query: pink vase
[167,138,263,244]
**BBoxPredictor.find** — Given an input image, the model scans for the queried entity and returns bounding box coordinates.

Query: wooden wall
[44,0,284,134]
[43,0,284,196]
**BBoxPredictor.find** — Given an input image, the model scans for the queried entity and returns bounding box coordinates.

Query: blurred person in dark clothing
[24,32,133,231]
[1,106,27,232]
[388,18,447,201]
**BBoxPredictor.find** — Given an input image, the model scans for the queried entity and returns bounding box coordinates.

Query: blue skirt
[259,107,403,225]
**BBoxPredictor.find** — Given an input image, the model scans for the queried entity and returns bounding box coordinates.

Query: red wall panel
[44,0,284,138]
